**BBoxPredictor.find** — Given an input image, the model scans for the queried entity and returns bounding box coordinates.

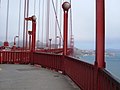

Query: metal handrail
[0,51,120,90]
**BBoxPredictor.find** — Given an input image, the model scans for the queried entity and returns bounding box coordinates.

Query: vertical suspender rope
[41,0,44,48]
[18,0,21,47]
[46,0,50,47]
[34,0,36,15]
[23,0,26,49]
[0,0,1,31]
[59,0,63,47]
[37,0,41,48]
[37,0,41,41]
[69,0,73,48]
[55,0,58,48]
[0,0,1,8]
[60,0,62,34]
[6,0,9,41]
[23,0,27,49]
[26,0,29,49]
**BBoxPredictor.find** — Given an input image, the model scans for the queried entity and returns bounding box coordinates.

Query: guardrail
[0,51,30,64]
[32,53,120,90]
[64,56,120,90]
[64,56,96,90]
[97,69,120,90]
[33,52,63,71]
[0,51,120,90]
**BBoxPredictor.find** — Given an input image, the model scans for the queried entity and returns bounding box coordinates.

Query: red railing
[35,48,72,55]
[0,51,30,64]
[97,69,120,90]
[64,56,96,90]
[0,51,120,90]
[33,52,63,71]
[32,53,120,90]
[64,56,120,90]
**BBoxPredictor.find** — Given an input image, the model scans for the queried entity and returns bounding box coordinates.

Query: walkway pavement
[0,64,80,90]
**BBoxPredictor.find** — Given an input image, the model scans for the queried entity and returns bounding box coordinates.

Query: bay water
[80,52,120,80]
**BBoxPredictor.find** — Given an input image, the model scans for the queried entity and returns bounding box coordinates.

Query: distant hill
[74,47,120,58]
[106,49,120,52]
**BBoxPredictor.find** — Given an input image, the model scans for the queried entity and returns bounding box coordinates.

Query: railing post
[62,2,71,56]
[95,0,105,68]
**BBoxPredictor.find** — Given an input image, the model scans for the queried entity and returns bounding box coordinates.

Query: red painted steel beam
[62,2,71,56]
[95,0,106,68]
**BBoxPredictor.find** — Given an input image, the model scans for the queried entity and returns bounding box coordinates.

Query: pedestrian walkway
[0,64,80,90]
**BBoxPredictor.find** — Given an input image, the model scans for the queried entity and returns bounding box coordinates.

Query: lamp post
[49,38,52,49]
[56,36,61,48]
[62,2,71,55]
[14,36,19,47]
[28,30,32,50]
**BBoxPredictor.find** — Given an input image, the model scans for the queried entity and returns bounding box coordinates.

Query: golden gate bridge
[0,0,120,90]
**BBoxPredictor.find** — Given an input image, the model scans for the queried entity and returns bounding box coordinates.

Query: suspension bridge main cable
[51,0,63,40]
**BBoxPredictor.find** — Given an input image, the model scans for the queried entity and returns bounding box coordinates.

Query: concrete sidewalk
[0,64,80,90]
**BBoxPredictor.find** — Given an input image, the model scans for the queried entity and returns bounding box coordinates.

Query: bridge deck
[0,64,80,90]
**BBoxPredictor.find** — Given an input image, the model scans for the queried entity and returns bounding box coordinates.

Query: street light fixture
[28,30,32,50]
[49,38,52,49]
[62,2,71,55]
[14,36,19,47]
[56,36,61,48]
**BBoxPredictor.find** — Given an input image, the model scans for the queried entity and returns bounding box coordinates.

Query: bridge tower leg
[95,0,106,68]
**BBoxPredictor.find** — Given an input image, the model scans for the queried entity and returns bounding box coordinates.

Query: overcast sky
[0,0,120,49]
